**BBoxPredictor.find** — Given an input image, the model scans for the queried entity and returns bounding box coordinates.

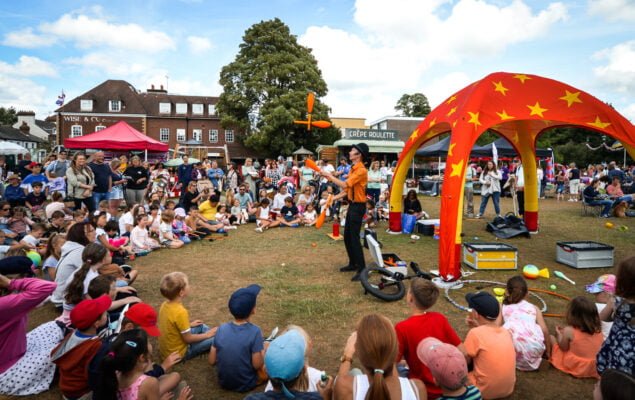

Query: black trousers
[517,190,525,216]
[344,202,366,271]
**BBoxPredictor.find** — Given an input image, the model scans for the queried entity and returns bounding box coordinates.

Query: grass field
[19,195,635,400]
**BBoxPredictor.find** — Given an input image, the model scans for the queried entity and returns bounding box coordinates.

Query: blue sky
[1,0,634,124]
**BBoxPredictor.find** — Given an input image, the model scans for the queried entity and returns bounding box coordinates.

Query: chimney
[19,121,30,135]
[160,85,164,90]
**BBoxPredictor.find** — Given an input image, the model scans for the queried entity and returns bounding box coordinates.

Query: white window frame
[71,125,83,137]
[225,129,234,143]
[192,129,202,142]
[175,103,187,114]
[208,104,216,116]
[176,128,186,142]
[159,102,171,114]
[192,104,204,115]
[109,100,121,112]
[95,125,106,132]
[209,129,218,143]
[159,128,170,142]
[80,100,93,112]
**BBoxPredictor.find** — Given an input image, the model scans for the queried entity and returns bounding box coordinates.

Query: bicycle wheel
[360,266,406,302]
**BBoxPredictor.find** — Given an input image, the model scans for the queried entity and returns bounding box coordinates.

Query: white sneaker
[568,199,575,202]
[255,227,263,233]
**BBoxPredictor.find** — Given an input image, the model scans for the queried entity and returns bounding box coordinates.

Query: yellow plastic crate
[463,243,518,270]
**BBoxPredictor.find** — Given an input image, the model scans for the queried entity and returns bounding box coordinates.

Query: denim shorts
[109,186,124,200]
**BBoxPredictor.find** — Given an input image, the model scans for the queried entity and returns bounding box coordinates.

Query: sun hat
[174,208,186,218]
[585,274,616,294]
[124,303,161,336]
[228,284,261,319]
[70,295,112,330]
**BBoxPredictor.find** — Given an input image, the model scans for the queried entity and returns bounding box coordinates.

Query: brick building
[56,80,255,162]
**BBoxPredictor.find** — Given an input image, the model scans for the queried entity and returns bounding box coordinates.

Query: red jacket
[51,331,102,398]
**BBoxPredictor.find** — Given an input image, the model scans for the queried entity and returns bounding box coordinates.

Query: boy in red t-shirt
[395,278,464,399]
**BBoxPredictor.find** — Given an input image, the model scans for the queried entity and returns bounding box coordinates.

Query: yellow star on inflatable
[446,95,457,105]
[467,112,481,127]
[527,102,548,118]
[514,74,531,84]
[496,110,515,120]
[447,107,457,117]
[409,128,420,142]
[448,142,456,157]
[450,160,464,178]
[428,118,437,128]
[509,132,519,144]
[493,81,509,96]
[587,116,611,129]
[452,120,457,128]
[559,90,582,107]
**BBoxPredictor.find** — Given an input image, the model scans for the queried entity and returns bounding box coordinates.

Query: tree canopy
[394,93,431,117]
[217,18,339,157]
[0,107,17,125]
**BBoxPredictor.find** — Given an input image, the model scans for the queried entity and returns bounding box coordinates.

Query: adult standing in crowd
[321,143,368,281]
[225,162,240,193]
[464,163,476,218]
[108,159,126,217]
[88,151,112,211]
[299,159,315,190]
[177,155,193,198]
[366,161,383,203]
[265,159,281,188]
[607,161,625,183]
[66,152,95,212]
[16,152,32,179]
[241,158,258,198]
[207,160,225,192]
[476,160,502,218]
[568,162,580,202]
[45,150,69,180]
[335,157,350,181]
[124,155,148,207]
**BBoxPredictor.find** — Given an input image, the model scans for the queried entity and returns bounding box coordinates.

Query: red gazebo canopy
[64,121,168,152]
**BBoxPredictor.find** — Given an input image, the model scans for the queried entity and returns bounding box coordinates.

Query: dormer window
[175,103,187,114]
[192,104,203,115]
[80,100,93,112]
[109,100,121,112]
[159,102,171,114]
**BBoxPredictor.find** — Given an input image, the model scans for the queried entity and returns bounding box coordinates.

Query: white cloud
[621,103,635,122]
[64,51,149,77]
[0,74,49,114]
[2,28,57,48]
[588,0,635,22]
[421,71,472,108]
[593,40,635,93]
[301,0,568,118]
[187,36,213,53]
[0,55,58,78]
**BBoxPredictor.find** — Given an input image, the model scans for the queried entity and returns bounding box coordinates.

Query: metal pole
[144,149,148,162]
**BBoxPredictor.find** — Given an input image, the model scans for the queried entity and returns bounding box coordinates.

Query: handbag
[401,213,417,234]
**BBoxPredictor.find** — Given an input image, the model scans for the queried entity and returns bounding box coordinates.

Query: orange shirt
[346,162,368,203]
[465,324,516,399]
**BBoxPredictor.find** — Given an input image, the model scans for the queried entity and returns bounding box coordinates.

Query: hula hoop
[444,279,553,315]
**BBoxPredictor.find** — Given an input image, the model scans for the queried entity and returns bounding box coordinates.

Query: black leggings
[74,197,94,212]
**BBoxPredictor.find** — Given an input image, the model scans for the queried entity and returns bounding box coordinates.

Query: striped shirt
[439,385,482,400]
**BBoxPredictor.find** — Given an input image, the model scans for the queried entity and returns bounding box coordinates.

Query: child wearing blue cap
[209,284,267,392]
[245,330,333,399]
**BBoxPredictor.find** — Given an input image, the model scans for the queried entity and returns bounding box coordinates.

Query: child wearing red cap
[417,337,482,400]
[51,295,112,399]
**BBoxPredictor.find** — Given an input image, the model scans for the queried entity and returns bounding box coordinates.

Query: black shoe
[339,265,356,272]
[351,273,361,281]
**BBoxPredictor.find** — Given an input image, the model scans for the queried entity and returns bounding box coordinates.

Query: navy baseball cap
[465,292,499,320]
[228,284,261,319]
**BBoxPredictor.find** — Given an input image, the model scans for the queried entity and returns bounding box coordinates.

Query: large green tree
[217,18,339,157]
[0,107,17,125]
[394,93,431,117]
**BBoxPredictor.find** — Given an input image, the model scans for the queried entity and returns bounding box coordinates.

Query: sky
[0,0,634,125]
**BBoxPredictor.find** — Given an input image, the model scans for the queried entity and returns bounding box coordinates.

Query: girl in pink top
[550,296,604,378]
[98,329,192,400]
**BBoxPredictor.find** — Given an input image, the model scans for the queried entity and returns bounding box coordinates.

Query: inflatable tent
[389,72,635,280]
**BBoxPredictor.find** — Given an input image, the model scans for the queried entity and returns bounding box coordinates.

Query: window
[80,100,93,112]
[176,129,186,142]
[109,100,121,112]
[160,128,170,142]
[71,125,83,137]
[192,129,202,142]
[208,104,216,116]
[159,102,171,114]
[225,129,234,143]
[209,129,218,143]
[175,103,187,114]
[379,121,388,129]
[192,104,204,115]
[95,125,106,132]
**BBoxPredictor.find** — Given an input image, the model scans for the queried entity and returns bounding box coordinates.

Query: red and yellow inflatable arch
[389,72,635,280]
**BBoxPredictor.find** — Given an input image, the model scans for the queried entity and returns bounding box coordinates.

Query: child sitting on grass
[215,204,237,229]
[550,296,603,378]
[585,274,616,340]
[417,337,482,400]
[376,193,389,221]
[395,277,464,399]
[278,197,301,227]
[502,275,550,370]
[42,233,65,281]
[464,291,516,399]
[158,272,217,361]
[255,198,280,233]
[130,215,160,255]
[25,181,47,215]
[20,222,45,249]
[363,199,377,229]
[231,199,247,225]
[209,284,267,392]
[159,210,184,249]
[302,203,317,227]
[172,208,192,244]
